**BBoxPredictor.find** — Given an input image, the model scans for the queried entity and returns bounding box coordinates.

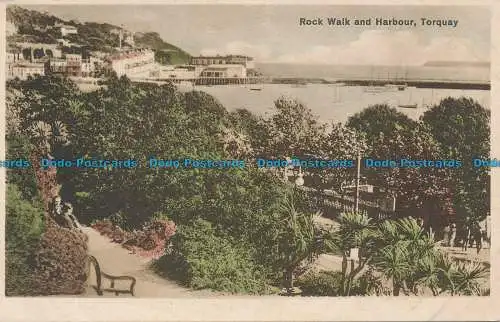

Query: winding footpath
[82,226,221,297]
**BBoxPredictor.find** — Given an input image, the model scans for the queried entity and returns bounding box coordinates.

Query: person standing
[443,224,451,247]
[450,223,457,248]
[474,222,483,254]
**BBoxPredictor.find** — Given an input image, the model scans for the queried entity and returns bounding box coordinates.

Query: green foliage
[274,189,323,288]
[7,6,191,58]
[421,97,490,222]
[297,270,343,296]
[347,104,417,142]
[7,5,63,43]
[347,104,451,210]
[134,32,191,64]
[6,184,45,296]
[160,219,271,294]
[6,134,39,201]
[267,97,327,158]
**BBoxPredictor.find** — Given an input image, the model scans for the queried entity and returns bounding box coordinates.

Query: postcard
[1,1,498,321]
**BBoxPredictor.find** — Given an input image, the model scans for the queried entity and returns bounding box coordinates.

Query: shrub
[296,270,343,296]
[5,184,45,296]
[159,219,270,294]
[32,222,88,295]
[92,218,176,259]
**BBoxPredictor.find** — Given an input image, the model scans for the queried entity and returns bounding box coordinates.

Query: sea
[255,63,490,83]
[187,63,490,124]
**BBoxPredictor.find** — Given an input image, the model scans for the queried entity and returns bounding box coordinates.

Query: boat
[249,85,263,91]
[397,87,417,108]
[398,84,407,91]
[398,104,418,109]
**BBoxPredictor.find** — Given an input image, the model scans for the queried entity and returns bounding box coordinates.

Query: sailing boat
[398,87,417,109]
[364,67,386,93]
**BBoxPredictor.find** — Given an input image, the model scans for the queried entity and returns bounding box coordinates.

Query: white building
[60,25,78,37]
[191,55,254,69]
[49,58,67,74]
[108,49,155,78]
[6,21,18,36]
[65,54,82,76]
[159,65,203,80]
[8,62,46,80]
[200,64,247,78]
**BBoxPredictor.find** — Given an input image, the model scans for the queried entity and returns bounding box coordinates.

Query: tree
[347,104,417,145]
[421,97,490,224]
[323,212,375,296]
[347,104,452,220]
[267,97,327,159]
[274,189,322,293]
[312,123,368,190]
[372,217,437,295]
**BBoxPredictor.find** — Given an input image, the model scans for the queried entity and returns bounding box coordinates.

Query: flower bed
[91,219,176,260]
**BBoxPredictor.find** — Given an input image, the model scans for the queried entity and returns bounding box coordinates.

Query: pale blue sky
[23,5,490,65]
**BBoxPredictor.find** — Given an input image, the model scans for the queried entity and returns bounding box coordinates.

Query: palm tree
[275,189,321,294]
[372,241,411,296]
[371,217,439,296]
[436,256,490,296]
[323,211,375,296]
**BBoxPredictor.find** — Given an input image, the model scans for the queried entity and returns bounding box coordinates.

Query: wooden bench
[87,255,137,296]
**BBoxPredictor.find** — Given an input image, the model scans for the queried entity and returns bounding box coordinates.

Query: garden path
[81,226,232,297]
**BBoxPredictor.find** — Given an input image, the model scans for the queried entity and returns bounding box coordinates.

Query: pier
[129,76,270,86]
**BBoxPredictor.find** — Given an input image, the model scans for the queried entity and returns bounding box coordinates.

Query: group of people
[442,219,489,254]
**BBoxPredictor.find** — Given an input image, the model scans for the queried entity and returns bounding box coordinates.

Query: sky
[23,5,490,65]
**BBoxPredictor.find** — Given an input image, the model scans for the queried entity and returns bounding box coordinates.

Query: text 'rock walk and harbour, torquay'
[299,17,459,28]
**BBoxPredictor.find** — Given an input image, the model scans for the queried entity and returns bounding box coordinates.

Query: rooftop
[107,49,154,62]
[192,54,253,60]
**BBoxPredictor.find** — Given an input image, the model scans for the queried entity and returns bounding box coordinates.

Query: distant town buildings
[7,62,47,80]
[191,55,255,69]
[6,22,258,84]
[159,65,203,80]
[107,49,155,78]
[65,53,82,76]
[59,25,78,37]
[200,64,247,78]
[6,21,18,37]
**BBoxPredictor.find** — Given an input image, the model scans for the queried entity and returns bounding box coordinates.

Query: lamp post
[355,151,360,212]
[341,151,369,213]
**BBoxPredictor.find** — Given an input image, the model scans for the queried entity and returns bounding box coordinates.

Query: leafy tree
[347,104,451,217]
[310,123,368,190]
[421,97,490,224]
[267,97,327,159]
[347,104,417,144]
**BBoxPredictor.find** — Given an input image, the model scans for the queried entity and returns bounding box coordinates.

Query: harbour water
[195,84,490,124]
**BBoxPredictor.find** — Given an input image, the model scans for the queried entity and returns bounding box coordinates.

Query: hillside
[6,5,191,64]
[134,32,191,65]
[424,61,490,68]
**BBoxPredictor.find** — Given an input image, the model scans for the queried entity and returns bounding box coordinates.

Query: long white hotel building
[107,49,156,78]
